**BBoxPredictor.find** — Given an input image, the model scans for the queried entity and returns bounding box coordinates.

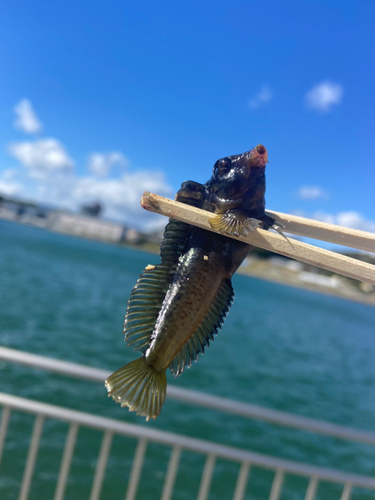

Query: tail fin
[105,357,167,420]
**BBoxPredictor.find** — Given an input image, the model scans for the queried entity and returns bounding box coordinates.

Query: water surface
[0,220,374,500]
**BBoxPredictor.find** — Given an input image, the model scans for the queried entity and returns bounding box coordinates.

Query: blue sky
[1,0,374,233]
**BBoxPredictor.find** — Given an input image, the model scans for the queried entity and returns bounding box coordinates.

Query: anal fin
[169,278,234,376]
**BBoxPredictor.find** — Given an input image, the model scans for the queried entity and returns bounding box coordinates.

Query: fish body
[105,145,273,420]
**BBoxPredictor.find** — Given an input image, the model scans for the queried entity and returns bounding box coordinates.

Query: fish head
[205,144,268,212]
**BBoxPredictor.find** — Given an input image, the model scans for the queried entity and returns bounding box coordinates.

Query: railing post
[269,469,284,500]
[0,406,11,469]
[304,476,318,500]
[160,445,181,500]
[19,413,45,500]
[233,461,250,500]
[54,422,79,500]
[340,483,353,500]
[125,437,147,500]
[197,453,216,500]
[89,430,113,500]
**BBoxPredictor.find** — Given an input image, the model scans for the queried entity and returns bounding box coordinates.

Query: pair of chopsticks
[141,192,375,286]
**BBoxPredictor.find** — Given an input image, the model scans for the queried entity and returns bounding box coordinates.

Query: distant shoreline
[133,241,375,308]
[3,217,374,308]
[238,266,375,308]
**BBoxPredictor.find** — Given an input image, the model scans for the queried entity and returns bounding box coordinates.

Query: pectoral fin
[209,211,262,236]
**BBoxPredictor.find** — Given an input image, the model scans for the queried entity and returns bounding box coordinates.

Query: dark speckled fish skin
[146,228,250,372]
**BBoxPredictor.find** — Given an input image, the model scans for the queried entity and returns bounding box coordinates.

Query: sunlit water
[0,220,374,500]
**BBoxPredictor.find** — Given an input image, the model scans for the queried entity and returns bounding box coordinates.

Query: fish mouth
[248,144,268,167]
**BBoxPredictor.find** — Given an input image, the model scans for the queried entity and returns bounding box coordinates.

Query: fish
[105,144,276,420]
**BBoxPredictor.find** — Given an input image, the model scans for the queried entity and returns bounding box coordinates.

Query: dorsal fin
[169,278,234,376]
[124,264,171,353]
[124,219,192,354]
[123,181,205,356]
[160,219,191,267]
[160,179,204,266]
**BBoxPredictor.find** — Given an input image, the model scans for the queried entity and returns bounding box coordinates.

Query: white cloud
[298,186,329,200]
[14,99,43,134]
[31,170,172,231]
[88,151,129,177]
[0,180,23,197]
[305,81,343,112]
[313,211,375,233]
[6,123,172,230]
[248,86,272,109]
[2,156,173,231]
[8,139,74,174]
[0,170,24,197]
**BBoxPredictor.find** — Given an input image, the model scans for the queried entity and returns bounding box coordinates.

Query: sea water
[0,219,374,500]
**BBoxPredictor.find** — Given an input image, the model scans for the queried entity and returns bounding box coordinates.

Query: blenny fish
[105,144,275,420]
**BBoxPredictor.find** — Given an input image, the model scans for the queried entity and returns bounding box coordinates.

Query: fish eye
[214,158,231,178]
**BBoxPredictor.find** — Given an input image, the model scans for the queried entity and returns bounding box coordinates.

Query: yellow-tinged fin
[124,264,171,352]
[105,357,167,420]
[209,211,262,236]
[125,219,192,353]
[169,278,234,377]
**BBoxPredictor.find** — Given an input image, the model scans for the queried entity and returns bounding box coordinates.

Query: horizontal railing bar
[0,346,109,383]
[1,346,375,447]
[0,392,374,488]
[166,387,375,446]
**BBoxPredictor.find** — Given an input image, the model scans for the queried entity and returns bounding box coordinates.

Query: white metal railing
[1,346,375,500]
[1,346,375,446]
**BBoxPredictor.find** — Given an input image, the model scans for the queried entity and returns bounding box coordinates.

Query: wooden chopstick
[266,210,375,254]
[141,192,375,286]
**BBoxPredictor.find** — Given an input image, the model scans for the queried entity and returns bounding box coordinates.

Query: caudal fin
[105,357,167,420]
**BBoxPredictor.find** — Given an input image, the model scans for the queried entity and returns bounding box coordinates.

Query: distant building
[48,212,124,243]
[124,228,141,243]
[80,202,102,217]
[298,271,341,289]
[0,205,18,221]
[0,198,48,226]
